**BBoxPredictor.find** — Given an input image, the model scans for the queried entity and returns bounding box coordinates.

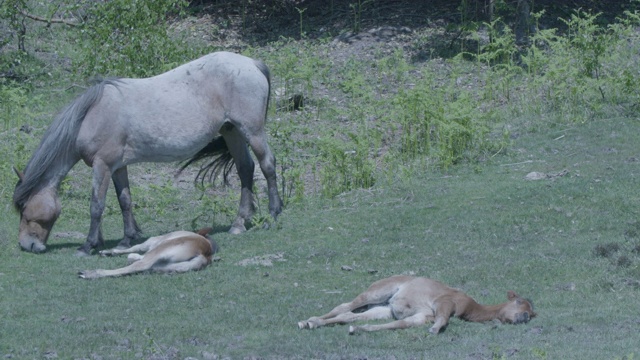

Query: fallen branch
[19,10,79,27]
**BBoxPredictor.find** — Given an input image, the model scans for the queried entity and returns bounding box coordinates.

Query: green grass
[2,115,640,359]
[2,4,640,359]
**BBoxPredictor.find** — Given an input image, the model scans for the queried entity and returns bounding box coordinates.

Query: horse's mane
[12,79,121,211]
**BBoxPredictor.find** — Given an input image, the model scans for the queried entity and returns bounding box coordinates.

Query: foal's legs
[100,241,153,257]
[429,299,456,334]
[348,312,433,334]
[79,240,208,279]
[220,126,256,234]
[298,284,398,330]
[158,254,210,273]
[112,166,141,248]
[305,306,393,329]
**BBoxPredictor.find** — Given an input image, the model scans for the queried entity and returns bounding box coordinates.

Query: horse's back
[77,52,270,166]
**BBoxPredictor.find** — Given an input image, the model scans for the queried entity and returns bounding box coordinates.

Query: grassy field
[2,115,639,359]
[2,3,640,359]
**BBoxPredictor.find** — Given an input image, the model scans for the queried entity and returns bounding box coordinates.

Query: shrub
[76,0,194,77]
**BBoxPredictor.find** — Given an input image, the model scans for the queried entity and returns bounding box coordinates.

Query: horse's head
[499,290,536,325]
[14,169,61,253]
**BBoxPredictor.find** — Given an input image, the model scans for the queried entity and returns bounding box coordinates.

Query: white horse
[13,52,283,255]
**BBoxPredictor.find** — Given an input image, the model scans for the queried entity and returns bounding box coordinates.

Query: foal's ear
[507,290,519,301]
[13,166,25,181]
[197,227,213,236]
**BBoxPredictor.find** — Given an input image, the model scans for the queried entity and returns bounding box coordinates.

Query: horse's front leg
[77,160,111,256]
[112,166,141,248]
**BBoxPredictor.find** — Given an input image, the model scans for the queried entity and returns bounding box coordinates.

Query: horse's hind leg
[112,166,141,248]
[220,126,255,234]
[247,129,283,221]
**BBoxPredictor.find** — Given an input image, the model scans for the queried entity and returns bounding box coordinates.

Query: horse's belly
[121,105,222,163]
[122,132,215,164]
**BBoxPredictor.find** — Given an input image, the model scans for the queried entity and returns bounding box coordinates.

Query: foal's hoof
[348,326,358,335]
[78,270,96,279]
[297,321,307,330]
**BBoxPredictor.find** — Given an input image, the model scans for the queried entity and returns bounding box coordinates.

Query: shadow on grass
[41,223,232,254]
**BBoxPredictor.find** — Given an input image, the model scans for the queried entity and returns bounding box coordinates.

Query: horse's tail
[13,79,119,212]
[177,136,234,187]
[253,59,271,122]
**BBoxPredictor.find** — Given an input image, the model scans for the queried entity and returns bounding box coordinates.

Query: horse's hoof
[348,326,357,335]
[297,321,307,330]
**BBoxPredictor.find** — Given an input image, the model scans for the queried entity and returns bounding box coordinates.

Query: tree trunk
[515,0,533,45]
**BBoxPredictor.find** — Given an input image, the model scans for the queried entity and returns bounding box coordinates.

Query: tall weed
[390,75,487,168]
[318,133,376,198]
[511,9,640,124]
[0,83,28,129]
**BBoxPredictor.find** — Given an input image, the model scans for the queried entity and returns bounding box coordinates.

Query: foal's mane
[12,79,121,211]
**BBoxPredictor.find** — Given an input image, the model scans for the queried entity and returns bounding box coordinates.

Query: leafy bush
[77,0,195,77]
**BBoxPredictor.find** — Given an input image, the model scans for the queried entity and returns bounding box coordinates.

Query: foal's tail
[177,136,234,187]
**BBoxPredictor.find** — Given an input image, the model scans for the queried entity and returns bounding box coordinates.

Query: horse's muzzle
[19,236,47,253]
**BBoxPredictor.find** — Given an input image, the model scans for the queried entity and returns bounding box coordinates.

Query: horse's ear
[13,166,25,181]
[507,290,519,301]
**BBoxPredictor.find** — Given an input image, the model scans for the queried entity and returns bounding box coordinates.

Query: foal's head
[14,170,61,253]
[499,291,536,325]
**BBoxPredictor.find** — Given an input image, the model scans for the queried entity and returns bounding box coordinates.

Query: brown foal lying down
[78,228,218,279]
[298,275,535,334]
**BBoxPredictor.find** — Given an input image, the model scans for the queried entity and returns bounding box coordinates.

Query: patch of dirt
[524,169,569,181]
[236,252,286,267]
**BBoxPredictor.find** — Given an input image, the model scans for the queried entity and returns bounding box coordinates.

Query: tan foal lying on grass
[79,228,217,279]
[298,275,535,334]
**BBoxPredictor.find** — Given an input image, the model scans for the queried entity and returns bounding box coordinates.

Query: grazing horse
[298,275,535,334]
[78,227,218,279]
[12,51,283,255]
